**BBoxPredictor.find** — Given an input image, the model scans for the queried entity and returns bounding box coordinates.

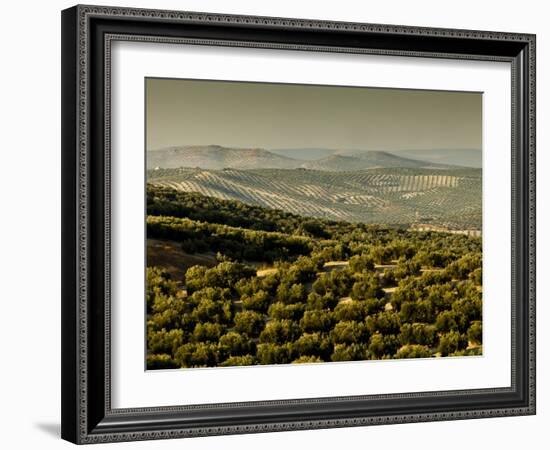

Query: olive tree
[233,311,265,337]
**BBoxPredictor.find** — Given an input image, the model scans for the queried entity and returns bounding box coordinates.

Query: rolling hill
[148,167,481,230]
[301,151,449,171]
[148,145,454,171]
[147,145,299,170]
[270,147,482,168]
[387,149,482,168]
[268,147,341,160]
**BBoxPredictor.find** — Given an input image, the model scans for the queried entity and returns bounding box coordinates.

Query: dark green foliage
[398,299,434,323]
[312,270,354,298]
[450,347,483,357]
[368,333,400,359]
[305,292,339,311]
[174,342,219,367]
[259,320,301,344]
[233,311,265,337]
[398,323,437,346]
[147,296,188,332]
[292,355,323,364]
[241,290,271,313]
[185,261,256,294]
[393,259,421,280]
[435,310,459,332]
[395,345,432,359]
[218,332,254,357]
[365,312,401,335]
[445,253,482,280]
[437,331,469,356]
[467,321,483,345]
[414,250,454,268]
[363,298,386,315]
[469,267,482,285]
[292,332,332,360]
[268,302,305,321]
[331,343,370,361]
[256,343,293,365]
[368,333,386,359]
[381,269,396,288]
[236,275,280,297]
[146,188,483,368]
[146,267,178,313]
[276,282,308,304]
[390,278,425,310]
[333,301,367,322]
[331,321,368,345]
[369,245,395,265]
[300,310,334,333]
[148,329,185,354]
[351,273,384,301]
[146,354,179,370]
[148,215,313,263]
[192,322,225,343]
[425,283,458,315]
[277,257,322,284]
[452,296,482,323]
[184,265,208,293]
[298,220,330,239]
[219,355,256,367]
[189,288,233,324]
[348,254,375,273]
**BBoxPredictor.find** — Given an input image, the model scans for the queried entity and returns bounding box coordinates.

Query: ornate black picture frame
[61,4,536,444]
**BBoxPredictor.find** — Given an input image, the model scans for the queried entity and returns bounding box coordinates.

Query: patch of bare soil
[256,268,278,278]
[322,261,349,272]
[147,238,217,281]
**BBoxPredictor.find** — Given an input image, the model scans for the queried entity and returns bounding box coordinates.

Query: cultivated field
[146,187,483,369]
[148,167,481,230]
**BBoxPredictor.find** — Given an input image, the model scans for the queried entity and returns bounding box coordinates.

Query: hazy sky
[146,78,482,151]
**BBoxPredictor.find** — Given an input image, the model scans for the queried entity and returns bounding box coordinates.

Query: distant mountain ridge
[147,145,298,170]
[148,145,455,171]
[387,149,482,168]
[271,147,482,168]
[301,151,444,171]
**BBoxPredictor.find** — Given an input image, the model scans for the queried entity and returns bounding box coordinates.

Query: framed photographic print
[61,4,536,444]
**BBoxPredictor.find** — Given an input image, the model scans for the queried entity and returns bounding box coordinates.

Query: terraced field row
[148,167,482,229]
[154,178,359,221]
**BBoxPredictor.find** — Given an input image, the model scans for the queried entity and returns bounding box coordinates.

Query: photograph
[56,3,536,445]
[145,78,484,369]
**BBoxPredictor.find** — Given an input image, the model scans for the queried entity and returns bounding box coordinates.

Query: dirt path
[256,268,278,277]
[323,261,349,272]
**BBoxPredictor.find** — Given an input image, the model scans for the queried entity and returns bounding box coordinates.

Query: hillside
[268,147,338,161]
[270,147,482,168]
[148,167,481,230]
[147,145,452,171]
[388,149,482,168]
[147,145,300,170]
[302,151,449,171]
[146,186,483,369]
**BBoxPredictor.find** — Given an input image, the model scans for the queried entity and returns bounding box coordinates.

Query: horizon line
[147,144,483,153]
